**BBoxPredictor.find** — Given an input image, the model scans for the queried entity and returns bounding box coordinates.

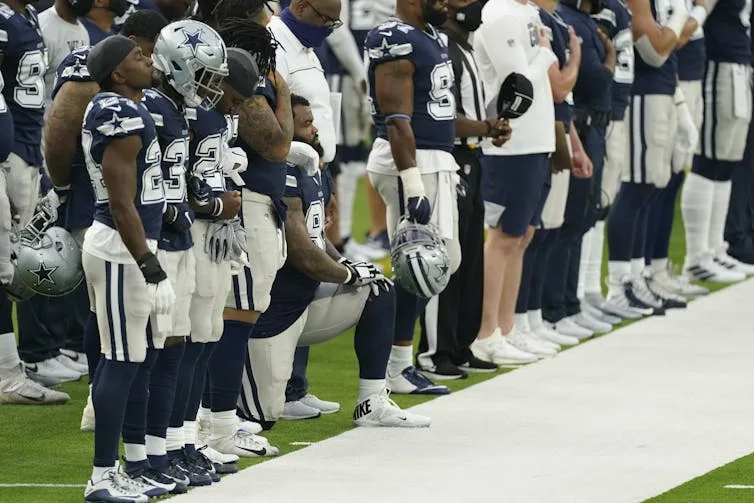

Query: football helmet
[152,19,229,110]
[390,220,450,298]
[5,226,35,302]
[14,226,84,297]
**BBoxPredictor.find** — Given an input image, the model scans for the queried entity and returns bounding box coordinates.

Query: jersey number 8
[427,61,455,121]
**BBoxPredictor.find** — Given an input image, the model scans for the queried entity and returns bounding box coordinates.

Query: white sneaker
[281,400,321,420]
[208,429,280,458]
[81,386,95,431]
[299,393,340,414]
[0,364,70,405]
[58,349,89,375]
[114,464,165,498]
[714,253,754,276]
[603,289,651,318]
[570,312,612,334]
[344,238,388,261]
[581,296,622,325]
[552,317,593,340]
[629,277,664,309]
[352,388,430,427]
[532,324,579,347]
[85,468,148,503]
[237,418,263,435]
[197,445,239,465]
[685,255,746,283]
[651,268,709,297]
[24,357,81,387]
[470,330,539,367]
[507,329,559,357]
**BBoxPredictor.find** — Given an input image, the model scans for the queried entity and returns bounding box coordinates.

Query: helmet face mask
[390,220,451,299]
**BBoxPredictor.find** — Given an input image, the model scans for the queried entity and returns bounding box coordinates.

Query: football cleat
[170,452,213,486]
[685,256,745,283]
[551,317,594,340]
[24,357,80,387]
[84,469,148,503]
[197,445,238,474]
[417,359,468,380]
[115,464,166,498]
[714,253,754,276]
[352,388,430,428]
[581,296,622,324]
[386,366,450,395]
[649,267,709,297]
[57,349,88,375]
[281,400,321,420]
[208,429,280,458]
[0,364,69,405]
[470,330,539,367]
[569,311,612,334]
[601,289,648,319]
[126,467,177,495]
[156,458,190,492]
[299,393,340,414]
[237,418,263,435]
[184,449,220,482]
[456,356,498,373]
[624,279,665,316]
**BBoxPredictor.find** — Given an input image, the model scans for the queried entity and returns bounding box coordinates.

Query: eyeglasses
[303,0,343,29]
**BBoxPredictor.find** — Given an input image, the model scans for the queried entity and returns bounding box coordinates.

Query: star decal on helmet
[180,29,209,56]
[28,261,57,287]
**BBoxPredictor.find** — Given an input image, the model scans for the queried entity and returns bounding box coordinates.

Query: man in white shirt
[470,0,561,366]
[39,0,90,108]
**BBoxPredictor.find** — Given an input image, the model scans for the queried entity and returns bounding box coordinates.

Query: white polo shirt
[39,6,89,109]
[474,0,557,156]
[268,16,336,163]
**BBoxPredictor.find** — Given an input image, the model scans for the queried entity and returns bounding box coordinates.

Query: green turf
[0,179,738,503]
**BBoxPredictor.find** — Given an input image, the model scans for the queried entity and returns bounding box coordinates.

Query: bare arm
[283,195,349,283]
[236,71,293,163]
[44,81,100,187]
[549,26,581,103]
[629,0,686,60]
[374,59,416,172]
[101,136,151,261]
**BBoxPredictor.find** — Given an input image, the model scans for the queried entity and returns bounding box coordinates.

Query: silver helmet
[390,220,451,298]
[152,19,229,110]
[6,225,35,302]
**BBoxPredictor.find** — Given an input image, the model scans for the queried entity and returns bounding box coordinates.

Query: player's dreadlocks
[217,16,277,77]
[197,0,268,27]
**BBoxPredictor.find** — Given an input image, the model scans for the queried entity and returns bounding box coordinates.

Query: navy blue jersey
[0,3,47,166]
[52,46,96,231]
[558,4,612,112]
[239,76,286,199]
[186,106,236,221]
[704,0,751,63]
[82,92,165,240]
[602,0,633,120]
[633,0,678,95]
[253,164,330,338]
[142,88,192,251]
[540,8,572,127]
[365,19,456,152]
[80,17,114,45]
[112,0,157,32]
[677,37,705,81]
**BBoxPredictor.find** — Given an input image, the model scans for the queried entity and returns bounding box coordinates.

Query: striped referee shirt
[441,28,486,148]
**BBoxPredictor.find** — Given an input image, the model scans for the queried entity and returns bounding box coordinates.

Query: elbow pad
[634,35,670,68]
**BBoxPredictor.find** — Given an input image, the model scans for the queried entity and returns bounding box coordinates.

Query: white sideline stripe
[0,484,85,488]
[172,279,754,503]
[725,485,754,489]
[289,442,314,446]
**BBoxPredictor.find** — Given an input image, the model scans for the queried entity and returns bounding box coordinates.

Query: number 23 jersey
[365,19,456,153]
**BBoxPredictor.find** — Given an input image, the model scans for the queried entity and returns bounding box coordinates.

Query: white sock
[585,221,605,294]
[124,443,147,463]
[651,257,668,273]
[681,172,714,263]
[709,180,732,255]
[198,406,210,423]
[527,309,544,330]
[183,420,197,446]
[387,345,412,377]
[358,378,385,401]
[211,409,237,438]
[578,227,594,299]
[165,427,184,452]
[514,312,530,332]
[91,465,110,482]
[607,260,631,297]
[630,258,644,279]
[337,162,363,240]
[0,332,20,373]
[145,435,166,457]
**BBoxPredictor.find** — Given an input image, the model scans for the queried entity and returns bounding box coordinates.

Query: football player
[237,94,431,428]
[80,34,173,502]
[364,0,462,395]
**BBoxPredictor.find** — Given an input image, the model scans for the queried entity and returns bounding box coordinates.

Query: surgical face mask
[452,1,482,31]
[280,7,333,48]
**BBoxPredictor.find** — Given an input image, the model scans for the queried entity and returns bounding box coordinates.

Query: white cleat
[650,268,709,297]
[551,317,594,340]
[197,444,239,465]
[281,400,321,420]
[570,312,612,334]
[85,469,148,503]
[507,329,559,357]
[714,253,754,276]
[57,349,88,376]
[581,296,622,324]
[532,325,579,347]
[24,357,81,387]
[685,256,746,283]
[81,386,95,431]
[208,429,280,458]
[0,364,70,405]
[602,290,650,318]
[470,329,540,367]
[352,388,430,428]
[299,393,340,414]
[114,464,165,498]
[237,418,263,435]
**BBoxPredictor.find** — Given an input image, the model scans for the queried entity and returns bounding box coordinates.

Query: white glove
[674,100,698,155]
[205,220,234,263]
[149,279,176,316]
[286,141,320,176]
[339,258,392,295]
[228,217,248,259]
[222,146,248,187]
[229,251,250,275]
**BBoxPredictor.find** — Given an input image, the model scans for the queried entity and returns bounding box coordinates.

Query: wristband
[689,5,707,27]
[163,204,178,224]
[210,197,224,218]
[484,120,494,137]
[399,167,425,198]
[137,252,167,284]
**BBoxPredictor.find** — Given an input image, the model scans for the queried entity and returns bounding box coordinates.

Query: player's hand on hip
[399,167,431,224]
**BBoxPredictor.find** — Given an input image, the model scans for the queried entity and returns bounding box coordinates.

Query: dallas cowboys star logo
[180,29,208,56]
[105,112,124,133]
[28,261,57,287]
[436,262,449,278]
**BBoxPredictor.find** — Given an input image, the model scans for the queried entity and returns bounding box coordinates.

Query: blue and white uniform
[81,91,165,363]
[142,87,195,342]
[226,75,288,314]
[0,2,47,226]
[365,18,461,270]
[186,105,236,342]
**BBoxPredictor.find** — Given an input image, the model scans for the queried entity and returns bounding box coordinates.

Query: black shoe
[457,355,497,373]
[185,449,221,482]
[417,359,467,381]
[158,458,190,493]
[174,452,213,487]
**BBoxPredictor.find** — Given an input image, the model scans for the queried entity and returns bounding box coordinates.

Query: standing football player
[80,34,174,502]
[364,0,462,395]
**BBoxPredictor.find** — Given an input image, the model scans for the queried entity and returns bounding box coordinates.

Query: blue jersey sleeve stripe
[96,116,145,136]
[285,175,298,188]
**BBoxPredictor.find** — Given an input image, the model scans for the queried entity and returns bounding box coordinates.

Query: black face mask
[108,0,129,17]
[453,1,482,31]
[68,0,94,16]
[423,0,448,27]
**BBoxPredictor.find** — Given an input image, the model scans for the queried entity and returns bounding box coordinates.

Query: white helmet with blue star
[152,19,229,110]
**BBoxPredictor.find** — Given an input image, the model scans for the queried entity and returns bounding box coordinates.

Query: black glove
[163,203,194,232]
[187,175,213,208]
